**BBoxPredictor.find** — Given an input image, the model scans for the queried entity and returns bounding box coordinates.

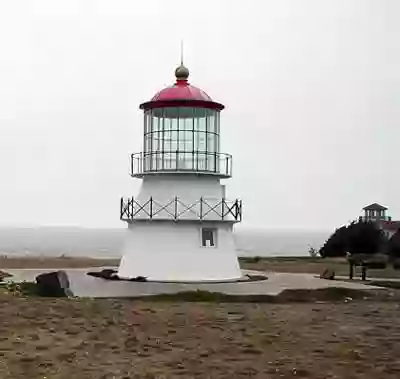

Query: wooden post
[349,262,354,280]
[361,262,366,281]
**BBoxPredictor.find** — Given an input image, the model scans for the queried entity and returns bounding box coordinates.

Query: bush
[2,281,38,297]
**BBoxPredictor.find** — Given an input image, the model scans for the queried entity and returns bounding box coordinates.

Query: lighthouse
[118,62,242,282]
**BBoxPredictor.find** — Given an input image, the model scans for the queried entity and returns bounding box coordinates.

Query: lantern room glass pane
[143,106,221,173]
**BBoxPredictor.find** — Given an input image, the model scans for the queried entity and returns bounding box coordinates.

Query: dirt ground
[0,295,399,379]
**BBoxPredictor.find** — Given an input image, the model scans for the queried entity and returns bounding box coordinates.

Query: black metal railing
[358,216,392,222]
[120,196,242,222]
[130,151,232,178]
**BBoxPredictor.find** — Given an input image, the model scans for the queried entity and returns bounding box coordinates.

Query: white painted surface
[137,175,224,202]
[383,230,396,239]
[118,221,242,281]
[128,174,239,222]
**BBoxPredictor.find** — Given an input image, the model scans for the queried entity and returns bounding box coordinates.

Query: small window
[201,228,216,247]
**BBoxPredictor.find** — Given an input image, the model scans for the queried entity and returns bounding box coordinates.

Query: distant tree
[345,221,386,257]
[319,221,386,259]
[308,246,319,258]
[319,225,348,258]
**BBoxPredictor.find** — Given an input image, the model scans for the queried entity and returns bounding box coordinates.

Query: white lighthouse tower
[118,62,242,282]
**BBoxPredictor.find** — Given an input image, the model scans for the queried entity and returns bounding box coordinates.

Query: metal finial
[175,40,189,80]
[180,40,184,65]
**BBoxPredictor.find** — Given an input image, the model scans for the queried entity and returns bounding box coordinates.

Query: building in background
[360,203,400,239]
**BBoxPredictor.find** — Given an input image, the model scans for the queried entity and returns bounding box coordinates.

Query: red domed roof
[151,81,213,102]
[139,64,224,111]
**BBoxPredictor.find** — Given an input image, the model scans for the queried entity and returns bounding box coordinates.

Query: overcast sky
[0,0,397,230]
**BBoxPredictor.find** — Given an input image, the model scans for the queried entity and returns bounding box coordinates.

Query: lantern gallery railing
[130,151,232,178]
[358,216,392,222]
[120,197,242,222]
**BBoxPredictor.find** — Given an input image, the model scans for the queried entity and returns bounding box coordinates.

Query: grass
[240,256,400,279]
[0,281,39,297]
[1,295,400,378]
[122,287,385,303]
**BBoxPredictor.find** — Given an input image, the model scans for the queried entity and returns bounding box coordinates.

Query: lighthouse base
[117,222,242,282]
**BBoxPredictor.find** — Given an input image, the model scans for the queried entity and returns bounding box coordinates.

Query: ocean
[0,227,330,258]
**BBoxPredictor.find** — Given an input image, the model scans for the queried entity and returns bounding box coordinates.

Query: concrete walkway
[5,268,383,298]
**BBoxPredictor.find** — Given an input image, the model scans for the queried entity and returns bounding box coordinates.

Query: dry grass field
[1,255,400,378]
[0,295,400,379]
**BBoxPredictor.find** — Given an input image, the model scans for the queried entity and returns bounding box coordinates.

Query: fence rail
[120,197,242,222]
[130,151,232,178]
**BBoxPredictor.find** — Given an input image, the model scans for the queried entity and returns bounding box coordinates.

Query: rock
[36,271,73,297]
[0,270,12,282]
[87,269,119,280]
[320,268,335,280]
[129,276,147,282]
[86,270,147,282]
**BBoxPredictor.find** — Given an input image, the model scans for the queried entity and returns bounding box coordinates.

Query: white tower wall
[118,174,242,281]
[118,221,241,282]
[137,175,224,203]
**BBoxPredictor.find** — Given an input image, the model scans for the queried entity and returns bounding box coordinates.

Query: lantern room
[131,64,232,178]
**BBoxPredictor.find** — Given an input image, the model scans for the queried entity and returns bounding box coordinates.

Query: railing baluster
[150,196,153,219]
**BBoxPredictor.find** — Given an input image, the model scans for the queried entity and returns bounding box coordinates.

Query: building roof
[363,203,388,211]
[380,221,400,231]
[139,64,224,111]
[150,81,213,102]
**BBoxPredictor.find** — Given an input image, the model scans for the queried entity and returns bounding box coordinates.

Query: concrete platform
[5,268,383,298]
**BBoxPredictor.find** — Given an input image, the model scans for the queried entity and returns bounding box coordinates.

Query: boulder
[320,268,335,280]
[0,270,12,282]
[36,271,73,297]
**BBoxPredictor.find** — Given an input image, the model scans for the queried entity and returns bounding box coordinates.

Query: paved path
[335,275,400,282]
[5,268,383,298]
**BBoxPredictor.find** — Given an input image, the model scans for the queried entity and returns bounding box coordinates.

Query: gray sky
[0,0,398,230]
